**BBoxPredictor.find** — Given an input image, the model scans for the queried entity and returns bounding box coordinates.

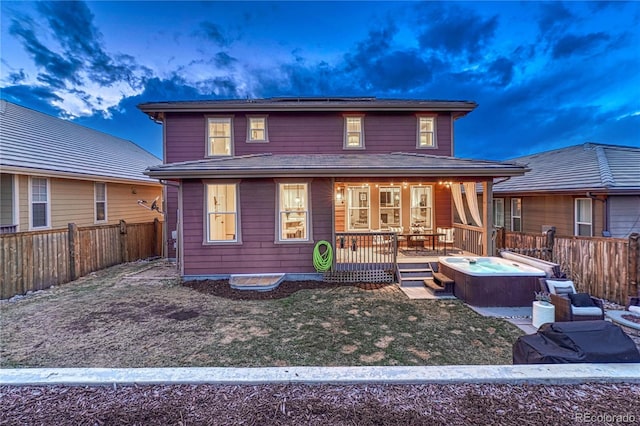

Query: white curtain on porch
[451,183,468,225]
[464,182,483,227]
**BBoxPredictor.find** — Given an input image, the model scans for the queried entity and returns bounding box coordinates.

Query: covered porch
[325,176,494,283]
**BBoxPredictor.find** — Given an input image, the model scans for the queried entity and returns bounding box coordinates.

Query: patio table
[402,233,446,253]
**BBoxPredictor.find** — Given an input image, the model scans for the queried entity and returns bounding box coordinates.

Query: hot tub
[439,256,546,307]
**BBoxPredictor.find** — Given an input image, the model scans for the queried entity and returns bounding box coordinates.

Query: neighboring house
[0,100,163,234]
[491,143,640,238]
[138,97,527,279]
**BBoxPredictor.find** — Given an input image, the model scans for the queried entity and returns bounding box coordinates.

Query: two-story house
[0,100,163,234]
[139,97,527,280]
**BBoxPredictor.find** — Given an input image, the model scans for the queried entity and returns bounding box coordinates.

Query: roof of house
[493,143,640,194]
[0,100,161,184]
[145,152,528,179]
[138,97,478,118]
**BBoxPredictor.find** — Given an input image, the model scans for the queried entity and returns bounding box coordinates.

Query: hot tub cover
[513,320,640,364]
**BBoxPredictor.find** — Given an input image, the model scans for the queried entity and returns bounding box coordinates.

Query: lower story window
[347,186,370,230]
[511,198,522,232]
[494,198,504,227]
[279,183,308,241]
[206,183,237,242]
[575,198,592,236]
[31,177,49,229]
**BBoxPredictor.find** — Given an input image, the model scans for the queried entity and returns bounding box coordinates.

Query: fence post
[153,217,162,257]
[629,233,639,299]
[119,220,129,263]
[68,223,80,281]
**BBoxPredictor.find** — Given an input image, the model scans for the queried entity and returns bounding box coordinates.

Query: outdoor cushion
[569,292,596,307]
[629,305,640,314]
[546,280,576,296]
[571,305,604,316]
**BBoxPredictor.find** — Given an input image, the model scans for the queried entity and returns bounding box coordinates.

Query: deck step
[401,276,433,282]
[432,272,454,285]
[428,272,454,296]
[398,268,433,273]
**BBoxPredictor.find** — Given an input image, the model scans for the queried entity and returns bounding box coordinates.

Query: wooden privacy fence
[496,229,639,305]
[0,219,162,299]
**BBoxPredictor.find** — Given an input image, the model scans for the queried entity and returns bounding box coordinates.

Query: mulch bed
[184,279,394,300]
[2,383,639,425]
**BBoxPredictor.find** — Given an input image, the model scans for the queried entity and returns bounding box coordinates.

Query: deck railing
[452,224,484,255]
[326,232,397,283]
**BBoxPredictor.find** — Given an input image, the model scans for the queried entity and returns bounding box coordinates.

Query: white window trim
[203,181,241,244]
[409,184,433,230]
[511,198,522,232]
[416,115,437,149]
[379,186,402,230]
[29,176,51,230]
[276,181,312,243]
[94,182,108,224]
[246,115,269,143]
[493,198,505,228]
[575,198,593,236]
[343,115,365,149]
[347,185,371,231]
[206,116,234,157]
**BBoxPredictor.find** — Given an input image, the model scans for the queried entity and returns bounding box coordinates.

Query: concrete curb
[2,364,640,387]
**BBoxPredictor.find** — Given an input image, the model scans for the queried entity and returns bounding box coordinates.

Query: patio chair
[372,232,395,254]
[539,278,604,322]
[436,227,454,255]
[626,293,640,315]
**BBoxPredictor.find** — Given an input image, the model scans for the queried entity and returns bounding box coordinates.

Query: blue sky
[1,1,638,160]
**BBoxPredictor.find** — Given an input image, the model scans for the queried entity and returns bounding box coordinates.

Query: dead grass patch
[1,260,527,368]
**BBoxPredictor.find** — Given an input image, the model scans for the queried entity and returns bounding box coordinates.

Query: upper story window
[344,116,364,149]
[247,116,268,142]
[511,198,522,232]
[207,117,233,156]
[417,116,436,148]
[575,198,592,236]
[95,182,107,223]
[30,176,50,230]
[206,183,238,242]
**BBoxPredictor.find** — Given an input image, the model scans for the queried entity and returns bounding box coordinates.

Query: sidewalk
[2,364,639,387]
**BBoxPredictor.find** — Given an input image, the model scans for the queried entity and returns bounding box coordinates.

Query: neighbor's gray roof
[145,152,528,179]
[138,97,478,117]
[0,100,161,184]
[493,143,640,194]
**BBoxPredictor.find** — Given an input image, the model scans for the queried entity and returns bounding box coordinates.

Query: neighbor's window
[347,186,370,230]
[95,182,107,223]
[379,186,401,229]
[206,184,238,242]
[575,198,592,236]
[511,198,522,232]
[344,116,364,148]
[207,117,233,156]
[247,116,268,142]
[493,198,504,227]
[30,177,49,229]
[279,183,309,241]
[410,185,432,229]
[417,116,436,148]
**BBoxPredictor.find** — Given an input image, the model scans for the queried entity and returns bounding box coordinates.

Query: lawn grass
[0,261,524,368]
